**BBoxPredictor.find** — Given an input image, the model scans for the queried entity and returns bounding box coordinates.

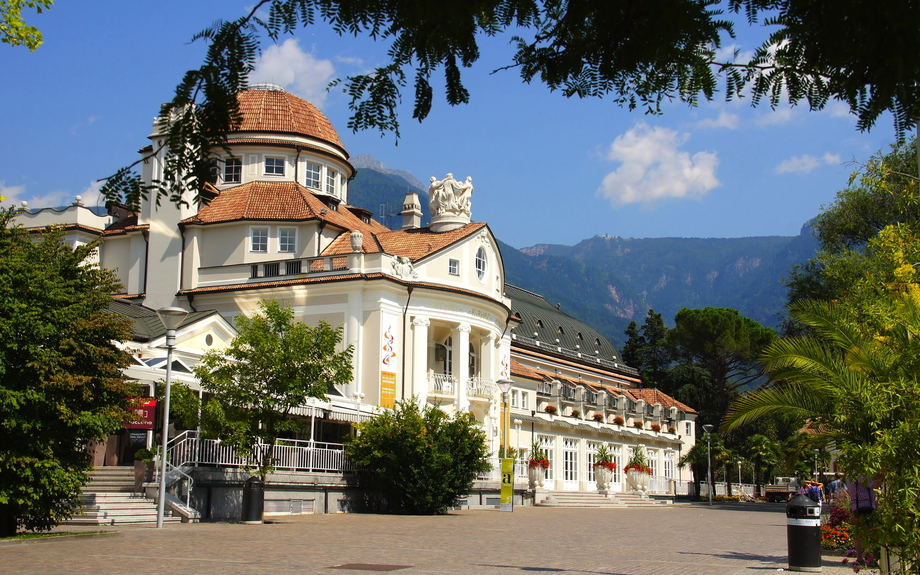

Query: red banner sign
[126,398,156,429]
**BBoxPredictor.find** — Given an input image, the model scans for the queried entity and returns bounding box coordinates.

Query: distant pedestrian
[827,473,844,495]
[846,475,879,567]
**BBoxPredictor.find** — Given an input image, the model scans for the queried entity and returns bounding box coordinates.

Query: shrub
[346,399,490,514]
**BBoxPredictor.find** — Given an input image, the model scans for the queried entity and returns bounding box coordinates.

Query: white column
[483,332,498,382]
[412,316,430,409]
[347,290,363,398]
[453,323,471,410]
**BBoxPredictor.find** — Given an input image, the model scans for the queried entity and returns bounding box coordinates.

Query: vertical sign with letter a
[500,457,514,512]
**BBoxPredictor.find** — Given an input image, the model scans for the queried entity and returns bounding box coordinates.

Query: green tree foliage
[725,286,920,568]
[742,434,779,494]
[154,381,200,431]
[193,300,353,480]
[0,0,52,50]
[0,209,134,536]
[621,309,670,387]
[346,399,490,514]
[784,137,920,326]
[669,307,775,420]
[99,0,920,209]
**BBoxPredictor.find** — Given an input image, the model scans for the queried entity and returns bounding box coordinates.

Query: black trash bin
[241,476,264,524]
[786,494,822,572]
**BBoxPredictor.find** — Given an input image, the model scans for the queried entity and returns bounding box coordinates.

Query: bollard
[786,494,822,572]
[241,476,265,524]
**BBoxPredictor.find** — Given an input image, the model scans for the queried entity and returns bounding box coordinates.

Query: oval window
[475,247,487,282]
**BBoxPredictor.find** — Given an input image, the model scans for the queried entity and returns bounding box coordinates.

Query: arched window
[468,343,477,374]
[443,336,453,374]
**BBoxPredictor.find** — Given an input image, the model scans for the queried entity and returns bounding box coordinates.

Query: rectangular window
[250,265,259,278]
[251,228,268,252]
[263,263,279,277]
[265,157,285,176]
[520,391,528,410]
[538,435,555,481]
[325,168,337,195]
[305,162,321,188]
[285,261,302,275]
[224,157,242,183]
[448,259,459,275]
[685,422,692,436]
[279,228,296,253]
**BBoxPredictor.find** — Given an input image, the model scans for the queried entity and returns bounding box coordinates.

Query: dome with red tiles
[234,84,345,150]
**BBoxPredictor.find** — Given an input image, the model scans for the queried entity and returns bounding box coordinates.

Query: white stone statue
[428,173,473,218]
[391,256,418,279]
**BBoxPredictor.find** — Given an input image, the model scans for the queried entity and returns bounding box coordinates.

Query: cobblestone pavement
[1,503,856,575]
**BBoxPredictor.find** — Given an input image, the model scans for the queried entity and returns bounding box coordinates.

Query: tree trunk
[0,504,17,537]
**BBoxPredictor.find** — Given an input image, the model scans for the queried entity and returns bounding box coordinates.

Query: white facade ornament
[391,256,418,279]
[349,231,364,252]
[428,173,473,233]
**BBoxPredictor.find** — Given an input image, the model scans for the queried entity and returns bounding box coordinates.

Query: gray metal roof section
[505,284,623,363]
[108,299,223,342]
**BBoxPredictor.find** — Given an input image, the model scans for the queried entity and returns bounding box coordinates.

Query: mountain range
[348,156,819,348]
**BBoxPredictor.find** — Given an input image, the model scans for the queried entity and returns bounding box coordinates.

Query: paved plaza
[1,503,854,575]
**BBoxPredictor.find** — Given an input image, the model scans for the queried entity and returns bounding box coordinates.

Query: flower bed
[821,523,852,551]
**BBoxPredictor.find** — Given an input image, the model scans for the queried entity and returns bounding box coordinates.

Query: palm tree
[743,434,779,497]
[725,290,920,569]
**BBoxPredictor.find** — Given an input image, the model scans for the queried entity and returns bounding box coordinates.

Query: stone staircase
[536,490,671,508]
[65,467,180,525]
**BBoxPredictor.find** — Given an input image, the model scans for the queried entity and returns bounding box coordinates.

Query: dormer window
[265,157,285,176]
[224,158,242,183]
[536,319,544,328]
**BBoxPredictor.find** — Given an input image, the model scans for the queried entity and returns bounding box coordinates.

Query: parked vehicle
[764,477,799,502]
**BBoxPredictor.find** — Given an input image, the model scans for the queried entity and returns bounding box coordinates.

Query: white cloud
[696,111,739,130]
[1,180,105,209]
[775,152,842,175]
[249,39,335,106]
[756,107,794,126]
[714,43,754,65]
[597,123,721,207]
[826,101,854,118]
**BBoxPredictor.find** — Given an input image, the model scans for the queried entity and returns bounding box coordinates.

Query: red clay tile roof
[236,89,344,149]
[182,181,388,239]
[510,359,544,381]
[321,222,489,260]
[104,215,148,235]
[630,388,697,414]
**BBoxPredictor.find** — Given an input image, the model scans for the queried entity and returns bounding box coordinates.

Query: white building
[20,84,696,514]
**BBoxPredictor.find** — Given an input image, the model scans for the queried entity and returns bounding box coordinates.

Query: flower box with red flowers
[613,416,625,425]
[528,456,551,469]
[544,405,558,415]
[592,413,604,422]
[650,424,661,432]
[593,461,617,471]
[624,464,652,474]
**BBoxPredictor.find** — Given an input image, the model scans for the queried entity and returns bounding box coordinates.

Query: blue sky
[0,1,900,249]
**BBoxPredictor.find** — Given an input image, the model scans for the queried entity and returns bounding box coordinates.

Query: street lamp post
[155,306,189,529]
[813,449,820,481]
[497,380,513,456]
[703,424,714,506]
[738,460,742,487]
